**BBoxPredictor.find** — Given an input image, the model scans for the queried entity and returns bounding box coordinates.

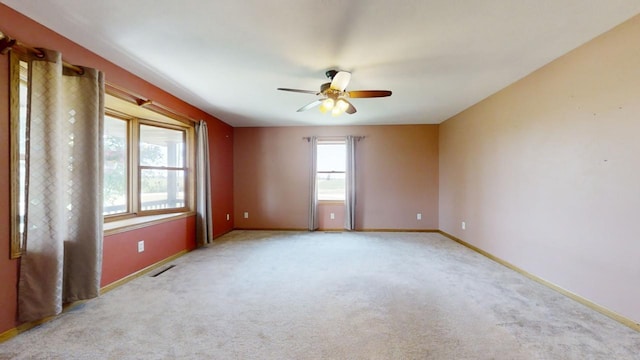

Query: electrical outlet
[461,221,466,230]
[137,240,144,253]
[330,213,335,220]
[417,213,422,220]
[244,212,249,219]
[226,213,230,221]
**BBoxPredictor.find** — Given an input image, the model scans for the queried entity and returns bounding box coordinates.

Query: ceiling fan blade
[347,90,392,98]
[320,82,331,94]
[330,71,351,91]
[277,88,320,95]
[344,100,357,114]
[297,99,324,112]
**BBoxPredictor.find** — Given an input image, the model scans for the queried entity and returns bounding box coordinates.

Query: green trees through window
[104,115,128,215]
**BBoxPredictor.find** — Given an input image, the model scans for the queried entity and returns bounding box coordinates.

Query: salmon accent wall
[101,217,196,287]
[439,14,640,323]
[234,125,439,230]
[208,121,235,238]
[0,4,233,334]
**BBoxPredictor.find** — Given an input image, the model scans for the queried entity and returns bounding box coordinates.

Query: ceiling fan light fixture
[320,98,335,113]
[277,69,391,116]
[336,98,349,112]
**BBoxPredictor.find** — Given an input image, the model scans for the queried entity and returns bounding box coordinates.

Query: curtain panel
[308,136,319,231]
[18,49,104,322]
[344,136,356,230]
[195,120,214,245]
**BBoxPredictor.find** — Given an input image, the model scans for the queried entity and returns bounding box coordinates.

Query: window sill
[318,200,345,205]
[104,211,196,236]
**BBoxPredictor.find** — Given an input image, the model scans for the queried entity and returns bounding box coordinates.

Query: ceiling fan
[277,70,392,116]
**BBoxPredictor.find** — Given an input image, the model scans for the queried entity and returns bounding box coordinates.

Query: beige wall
[439,14,640,323]
[234,125,439,230]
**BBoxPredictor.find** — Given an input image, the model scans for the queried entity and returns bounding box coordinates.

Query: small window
[317,140,346,201]
[103,115,129,215]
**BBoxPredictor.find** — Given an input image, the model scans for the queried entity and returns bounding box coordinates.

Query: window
[104,115,128,215]
[317,140,346,201]
[9,53,28,258]
[139,124,186,211]
[10,57,194,256]
[104,94,194,220]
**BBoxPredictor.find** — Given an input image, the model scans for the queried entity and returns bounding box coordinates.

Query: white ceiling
[4,1,640,127]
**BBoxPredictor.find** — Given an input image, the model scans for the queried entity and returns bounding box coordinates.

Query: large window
[10,56,194,257]
[103,95,194,220]
[317,140,346,201]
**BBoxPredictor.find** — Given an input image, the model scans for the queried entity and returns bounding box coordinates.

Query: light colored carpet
[1,231,639,359]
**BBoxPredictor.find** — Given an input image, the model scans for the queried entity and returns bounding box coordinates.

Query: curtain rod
[0,30,84,74]
[0,30,197,126]
[302,136,365,142]
[105,82,197,125]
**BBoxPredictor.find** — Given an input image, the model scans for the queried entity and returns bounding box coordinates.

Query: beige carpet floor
[1,231,639,359]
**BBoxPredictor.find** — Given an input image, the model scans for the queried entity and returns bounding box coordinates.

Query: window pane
[317,172,345,201]
[140,169,185,210]
[317,143,346,172]
[103,116,128,215]
[317,141,346,201]
[18,61,29,225]
[16,61,28,250]
[140,124,184,167]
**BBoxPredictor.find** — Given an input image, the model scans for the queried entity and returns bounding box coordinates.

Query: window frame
[316,139,347,202]
[137,120,189,215]
[103,111,132,217]
[9,51,28,258]
[104,96,195,222]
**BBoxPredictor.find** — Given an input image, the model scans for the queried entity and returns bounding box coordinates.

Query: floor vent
[150,265,176,277]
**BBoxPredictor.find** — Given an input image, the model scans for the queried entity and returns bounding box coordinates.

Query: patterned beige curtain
[18,49,104,322]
